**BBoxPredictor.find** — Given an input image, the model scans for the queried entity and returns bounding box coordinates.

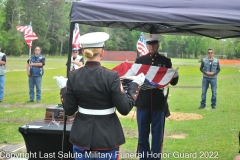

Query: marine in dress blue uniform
[63,32,145,160]
[135,34,179,160]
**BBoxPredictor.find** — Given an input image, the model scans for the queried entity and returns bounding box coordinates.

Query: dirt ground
[117,110,203,121]
[3,104,203,121]
[117,111,203,139]
[219,59,240,65]
[1,103,54,109]
[166,112,203,120]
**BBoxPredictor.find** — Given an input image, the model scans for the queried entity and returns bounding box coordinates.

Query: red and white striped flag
[16,26,31,33]
[23,24,38,48]
[136,32,148,56]
[72,23,81,49]
[112,62,178,89]
[16,23,38,48]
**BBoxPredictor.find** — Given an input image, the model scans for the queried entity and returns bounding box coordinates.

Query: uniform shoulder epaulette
[102,66,116,72]
[70,67,84,72]
[103,66,119,76]
[74,67,83,71]
[158,54,170,60]
[137,54,148,59]
[164,56,171,60]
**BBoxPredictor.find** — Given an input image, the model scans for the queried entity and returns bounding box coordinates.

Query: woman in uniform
[63,32,145,160]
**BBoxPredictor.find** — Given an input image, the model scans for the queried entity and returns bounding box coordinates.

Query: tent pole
[61,22,75,160]
[67,22,75,78]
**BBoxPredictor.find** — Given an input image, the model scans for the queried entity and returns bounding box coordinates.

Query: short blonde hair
[84,48,103,59]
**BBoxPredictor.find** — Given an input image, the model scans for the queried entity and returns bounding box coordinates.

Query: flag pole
[29,47,31,58]
[28,22,32,69]
[29,22,32,58]
[28,43,31,73]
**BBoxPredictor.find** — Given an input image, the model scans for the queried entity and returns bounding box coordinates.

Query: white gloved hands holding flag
[53,76,68,104]
[53,76,68,89]
[132,73,145,86]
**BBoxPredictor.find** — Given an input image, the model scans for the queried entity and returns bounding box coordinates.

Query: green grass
[1,56,240,160]
[163,63,240,160]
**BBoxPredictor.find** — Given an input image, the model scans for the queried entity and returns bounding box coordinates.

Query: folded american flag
[112,62,178,90]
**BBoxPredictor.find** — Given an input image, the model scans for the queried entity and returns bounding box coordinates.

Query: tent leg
[61,111,67,160]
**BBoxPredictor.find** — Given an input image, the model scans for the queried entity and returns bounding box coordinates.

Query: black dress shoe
[198,106,205,109]
[0,99,2,102]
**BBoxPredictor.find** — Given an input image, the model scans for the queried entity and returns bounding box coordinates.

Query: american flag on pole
[112,62,178,90]
[16,23,38,48]
[136,32,148,56]
[72,23,81,49]
[24,24,38,48]
[16,26,31,32]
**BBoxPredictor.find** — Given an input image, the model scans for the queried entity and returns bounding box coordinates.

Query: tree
[224,39,235,58]
[184,36,207,59]
[105,33,119,51]
[6,28,24,55]
[162,36,184,58]
[1,0,240,58]
[0,0,8,52]
[234,39,240,58]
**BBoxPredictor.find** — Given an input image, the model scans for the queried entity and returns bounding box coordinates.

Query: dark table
[18,120,73,160]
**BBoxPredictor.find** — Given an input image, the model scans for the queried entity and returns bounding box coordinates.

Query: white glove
[173,67,179,78]
[53,76,68,89]
[173,71,179,78]
[163,86,168,97]
[132,73,145,86]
